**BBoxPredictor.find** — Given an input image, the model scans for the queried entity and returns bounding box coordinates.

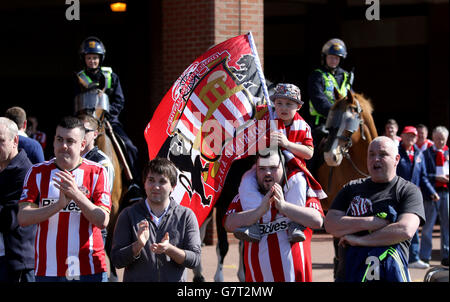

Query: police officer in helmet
[306,39,353,169]
[75,36,143,200]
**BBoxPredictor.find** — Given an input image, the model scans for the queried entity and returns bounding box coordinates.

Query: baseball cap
[402,126,418,136]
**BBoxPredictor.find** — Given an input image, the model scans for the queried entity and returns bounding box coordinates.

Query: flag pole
[247,32,288,188]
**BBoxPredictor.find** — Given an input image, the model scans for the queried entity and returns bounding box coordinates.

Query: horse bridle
[325,98,369,177]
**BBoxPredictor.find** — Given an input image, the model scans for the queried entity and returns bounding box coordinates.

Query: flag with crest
[144,32,271,226]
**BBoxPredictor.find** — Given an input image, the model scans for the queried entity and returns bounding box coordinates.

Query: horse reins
[342,150,370,178]
[326,99,370,191]
[342,99,369,178]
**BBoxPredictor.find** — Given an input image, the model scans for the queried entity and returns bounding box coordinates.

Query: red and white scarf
[265,110,326,200]
[435,145,449,189]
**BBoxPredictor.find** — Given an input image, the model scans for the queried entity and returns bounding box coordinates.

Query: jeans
[409,230,420,263]
[35,271,108,282]
[0,257,35,282]
[419,190,449,261]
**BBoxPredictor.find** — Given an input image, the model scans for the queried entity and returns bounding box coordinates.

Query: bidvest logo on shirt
[259,217,289,236]
[42,198,81,213]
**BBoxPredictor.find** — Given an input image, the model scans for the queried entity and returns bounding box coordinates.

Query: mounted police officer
[307,38,353,172]
[308,39,353,142]
[75,36,142,200]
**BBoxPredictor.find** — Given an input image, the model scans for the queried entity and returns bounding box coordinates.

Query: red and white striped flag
[144,33,270,226]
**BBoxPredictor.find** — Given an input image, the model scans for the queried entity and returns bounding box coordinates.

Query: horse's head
[74,89,110,122]
[323,89,366,167]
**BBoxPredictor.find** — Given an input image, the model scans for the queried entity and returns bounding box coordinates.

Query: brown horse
[316,91,378,211]
[95,113,127,237]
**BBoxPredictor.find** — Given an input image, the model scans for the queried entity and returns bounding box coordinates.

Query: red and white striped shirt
[267,110,313,166]
[31,130,47,150]
[415,139,434,153]
[19,158,111,277]
[225,193,323,282]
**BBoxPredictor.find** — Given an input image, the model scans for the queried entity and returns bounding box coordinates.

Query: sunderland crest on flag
[144,33,270,226]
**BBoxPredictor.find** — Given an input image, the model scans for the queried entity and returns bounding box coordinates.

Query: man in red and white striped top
[415,124,434,152]
[224,150,324,282]
[18,116,111,282]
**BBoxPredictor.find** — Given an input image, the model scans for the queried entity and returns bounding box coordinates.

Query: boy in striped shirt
[236,83,319,243]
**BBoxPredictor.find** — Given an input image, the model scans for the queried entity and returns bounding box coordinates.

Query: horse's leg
[96,132,122,282]
[214,204,229,282]
[237,240,245,282]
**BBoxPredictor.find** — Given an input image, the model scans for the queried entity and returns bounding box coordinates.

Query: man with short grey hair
[420,126,449,266]
[0,117,35,282]
[325,136,426,282]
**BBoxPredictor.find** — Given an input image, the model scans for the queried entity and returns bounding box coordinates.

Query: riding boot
[110,121,141,182]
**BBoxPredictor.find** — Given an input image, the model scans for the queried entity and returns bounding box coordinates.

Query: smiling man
[110,157,201,282]
[324,136,426,282]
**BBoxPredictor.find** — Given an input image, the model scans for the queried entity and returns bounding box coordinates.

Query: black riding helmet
[79,36,106,66]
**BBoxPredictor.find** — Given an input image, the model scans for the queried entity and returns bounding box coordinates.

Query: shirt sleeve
[99,157,115,193]
[288,116,314,148]
[398,180,426,226]
[285,172,307,207]
[223,195,243,227]
[329,183,352,213]
[92,166,112,213]
[307,70,333,117]
[181,208,202,269]
[110,208,136,269]
[18,166,39,206]
[306,197,325,217]
[418,153,437,198]
[300,121,314,147]
[108,73,125,118]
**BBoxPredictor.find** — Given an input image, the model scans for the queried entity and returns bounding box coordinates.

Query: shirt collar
[145,198,170,222]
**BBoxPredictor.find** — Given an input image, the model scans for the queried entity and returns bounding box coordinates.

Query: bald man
[324,136,426,282]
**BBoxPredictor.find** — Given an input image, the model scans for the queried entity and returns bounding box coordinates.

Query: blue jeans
[419,190,449,261]
[35,272,108,282]
[0,257,35,282]
[409,230,420,263]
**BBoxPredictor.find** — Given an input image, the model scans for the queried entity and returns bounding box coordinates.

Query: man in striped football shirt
[224,149,324,282]
[18,116,111,282]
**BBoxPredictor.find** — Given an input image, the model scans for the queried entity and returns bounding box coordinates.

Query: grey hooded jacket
[111,198,201,282]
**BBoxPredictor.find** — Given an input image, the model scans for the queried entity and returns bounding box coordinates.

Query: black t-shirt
[330,176,426,279]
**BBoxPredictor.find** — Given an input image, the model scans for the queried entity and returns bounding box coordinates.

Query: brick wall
[215,0,264,66]
[162,0,264,92]
[162,0,215,91]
